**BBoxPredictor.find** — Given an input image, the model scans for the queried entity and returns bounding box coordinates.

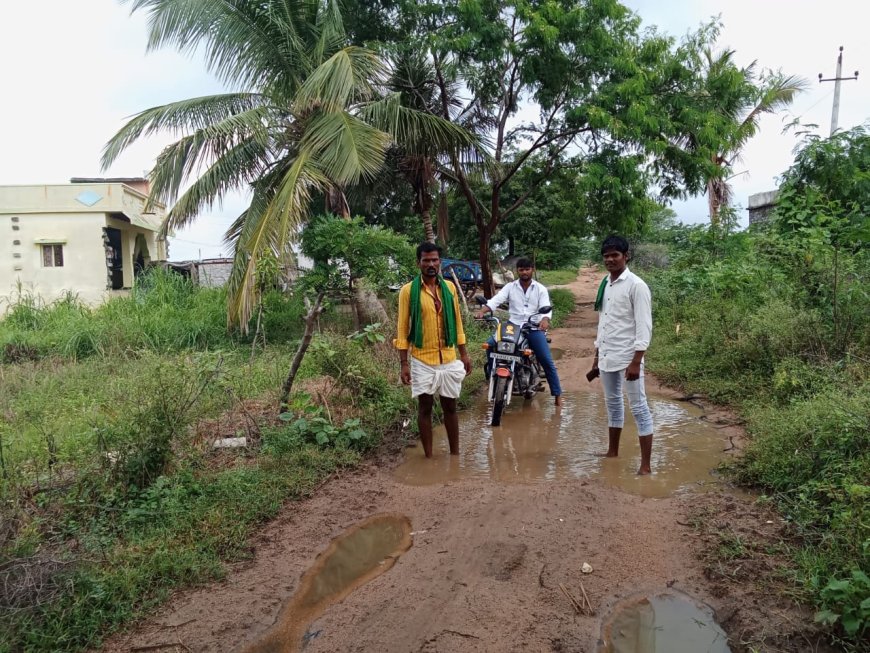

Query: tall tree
[389,0,732,295]
[687,43,807,226]
[103,0,475,332]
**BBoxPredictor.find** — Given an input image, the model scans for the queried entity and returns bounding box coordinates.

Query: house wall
[0,183,168,310]
[2,211,108,305]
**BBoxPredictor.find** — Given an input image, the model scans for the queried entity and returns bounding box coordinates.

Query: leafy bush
[641,210,868,646]
[815,570,870,639]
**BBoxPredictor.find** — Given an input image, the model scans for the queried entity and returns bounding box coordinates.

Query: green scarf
[594,275,608,311]
[409,275,458,348]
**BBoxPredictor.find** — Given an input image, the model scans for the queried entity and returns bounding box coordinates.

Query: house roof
[0,182,166,232]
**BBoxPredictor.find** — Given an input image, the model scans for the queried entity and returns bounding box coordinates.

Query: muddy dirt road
[103,268,827,653]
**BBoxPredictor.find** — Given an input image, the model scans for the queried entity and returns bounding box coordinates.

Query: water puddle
[551,347,566,360]
[599,592,731,652]
[243,514,412,653]
[394,391,732,497]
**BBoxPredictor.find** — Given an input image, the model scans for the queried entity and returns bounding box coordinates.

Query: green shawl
[594,275,608,312]
[409,275,458,348]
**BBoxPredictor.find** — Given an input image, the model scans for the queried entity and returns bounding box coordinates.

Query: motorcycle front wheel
[491,375,509,426]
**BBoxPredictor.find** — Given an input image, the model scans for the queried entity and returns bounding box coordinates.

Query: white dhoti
[410,357,466,399]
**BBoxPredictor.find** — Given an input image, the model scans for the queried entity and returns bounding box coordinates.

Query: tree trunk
[707,178,719,227]
[479,231,495,298]
[326,187,350,219]
[421,206,435,243]
[436,189,449,244]
[349,279,361,332]
[354,280,389,326]
[279,292,325,412]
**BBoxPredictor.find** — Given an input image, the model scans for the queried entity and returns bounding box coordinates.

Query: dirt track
[102,268,829,653]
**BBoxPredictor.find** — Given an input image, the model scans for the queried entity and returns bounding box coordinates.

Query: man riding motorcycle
[475,258,563,407]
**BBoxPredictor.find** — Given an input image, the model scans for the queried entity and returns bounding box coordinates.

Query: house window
[42,244,64,267]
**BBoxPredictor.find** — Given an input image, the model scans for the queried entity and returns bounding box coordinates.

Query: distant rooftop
[70,177,148,184]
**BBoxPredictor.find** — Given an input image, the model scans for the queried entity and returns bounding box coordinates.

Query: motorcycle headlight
[497,340,515,354]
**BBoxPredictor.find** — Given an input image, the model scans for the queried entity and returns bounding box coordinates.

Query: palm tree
[103,0,475,332]
[699,49,807,226]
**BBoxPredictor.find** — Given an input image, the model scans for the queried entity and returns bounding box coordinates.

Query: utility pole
[819,46,859,136]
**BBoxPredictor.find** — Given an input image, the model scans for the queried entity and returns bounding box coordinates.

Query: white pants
[410,358,465,399]
[600,364,654,436]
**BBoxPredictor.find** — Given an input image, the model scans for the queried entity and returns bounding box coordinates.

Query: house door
[104,227,124,290]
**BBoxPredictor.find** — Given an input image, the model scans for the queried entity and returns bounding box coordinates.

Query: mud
[100,267,832,653]
[243,514,412,653]
[394,390,730,498]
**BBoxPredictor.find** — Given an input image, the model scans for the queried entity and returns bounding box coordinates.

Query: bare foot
[637,466,652,475]
[554,396,562,407]
[594,451,619,458]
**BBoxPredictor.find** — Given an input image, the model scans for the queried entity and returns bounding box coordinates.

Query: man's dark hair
[416,241,442,261]
[600,235,630,255]
[516,257,534,269]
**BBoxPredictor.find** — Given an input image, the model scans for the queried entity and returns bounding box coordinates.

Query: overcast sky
[1,0,868,261]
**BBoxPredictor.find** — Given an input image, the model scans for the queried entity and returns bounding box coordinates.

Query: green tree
[103,0,474,332]
[386,0,736,295]
[694,46,807,226]
[301,214,414,329]
[280,216,413,407]
[774,125,870,353]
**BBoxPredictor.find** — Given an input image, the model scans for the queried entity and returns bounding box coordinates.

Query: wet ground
[394,390,731,498]
[102,268,828,653]
[599,592,731,653]
[243,514,412,653]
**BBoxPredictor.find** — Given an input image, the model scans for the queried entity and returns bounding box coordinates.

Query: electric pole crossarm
[819,46,860,136]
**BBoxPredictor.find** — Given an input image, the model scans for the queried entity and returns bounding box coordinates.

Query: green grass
[639,228,869,645]
[535,268,579,286]
[548,288,576,328]
[0,271,448,652]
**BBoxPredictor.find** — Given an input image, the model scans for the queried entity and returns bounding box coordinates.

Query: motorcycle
[475,296,552,426]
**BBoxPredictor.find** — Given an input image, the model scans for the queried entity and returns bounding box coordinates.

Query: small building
[159,258,234,288]
[1,178,167,306]
[748,190,779,225]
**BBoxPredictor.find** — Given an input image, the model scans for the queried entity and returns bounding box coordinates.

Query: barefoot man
[396,243,472,457]
[587,236,654,474]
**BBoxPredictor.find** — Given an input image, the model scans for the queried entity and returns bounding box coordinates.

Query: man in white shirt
[476,258,563,406]
[587,236,654,474]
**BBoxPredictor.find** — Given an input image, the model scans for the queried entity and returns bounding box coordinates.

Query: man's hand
[586,354,600,383]
[461,355,472,376]
[400,361,411,385]
[625,360,642,381]
[475,309,487,320]
[539,317,550,332]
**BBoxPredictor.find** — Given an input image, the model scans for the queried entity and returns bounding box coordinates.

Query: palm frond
[102,93,269,169]
[295,47,385,113]
[163,136,274,234]
[124,0,322,90]
[359,93,485,155]
[300,111,391,185]
[138,105,274,213]
[225,152,329,331]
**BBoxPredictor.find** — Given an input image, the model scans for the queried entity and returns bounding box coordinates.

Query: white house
[0,178,167,306]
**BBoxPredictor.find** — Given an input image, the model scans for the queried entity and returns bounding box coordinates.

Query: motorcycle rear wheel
[491,376,508,426]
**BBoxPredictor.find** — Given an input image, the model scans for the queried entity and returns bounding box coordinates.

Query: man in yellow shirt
[396,243,473,457]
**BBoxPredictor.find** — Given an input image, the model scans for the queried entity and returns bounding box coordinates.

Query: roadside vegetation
[0,264,492,652]
[640,127,869,647]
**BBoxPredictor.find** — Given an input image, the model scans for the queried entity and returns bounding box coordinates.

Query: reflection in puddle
[243,514,412,653]
[394,391,731,497]
[600,593,731,653]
